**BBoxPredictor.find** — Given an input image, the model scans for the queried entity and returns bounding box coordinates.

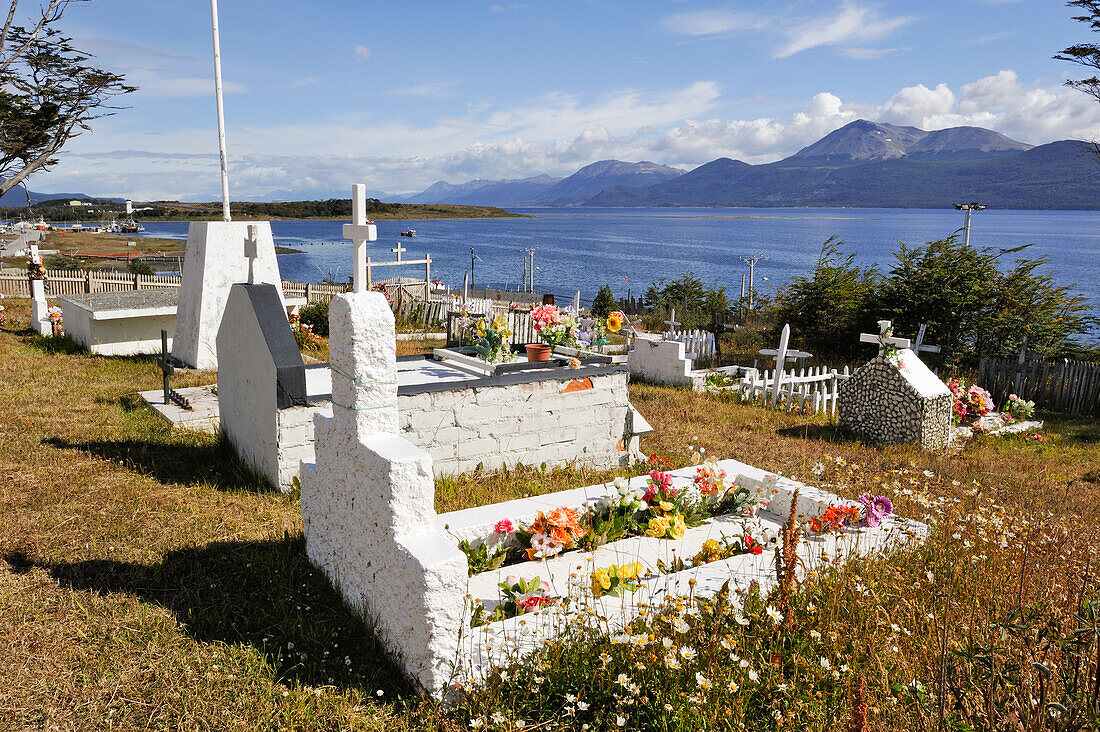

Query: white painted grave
[171,221,289,370]
[301,290,468,697]
[28,245,51,336]
[58,290,179,356]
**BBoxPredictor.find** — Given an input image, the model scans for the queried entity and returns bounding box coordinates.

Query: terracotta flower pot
[525,343,551,362]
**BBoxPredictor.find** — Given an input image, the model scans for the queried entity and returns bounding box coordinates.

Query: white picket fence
[663,329,716,360]
[709,365,851,415]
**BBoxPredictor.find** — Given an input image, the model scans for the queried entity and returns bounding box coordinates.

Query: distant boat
[400,229,416,237]
[118,216,144,233]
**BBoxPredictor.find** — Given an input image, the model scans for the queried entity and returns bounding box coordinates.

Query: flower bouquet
[530,304,578,350]
[517,507,586,560]
[947,378,993,426]
[590,561,644,598]
[464,313,514,364]
[27,260,46,280]
[47,305,63,336]
[1003,393,1035,423]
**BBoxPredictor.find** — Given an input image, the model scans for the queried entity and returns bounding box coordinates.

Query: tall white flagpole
[210,0,232,222]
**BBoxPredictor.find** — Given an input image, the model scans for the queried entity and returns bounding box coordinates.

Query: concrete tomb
[57,289,179,356]
[301,295,930,696]
[172,221,296,370]
[838,321,952,450]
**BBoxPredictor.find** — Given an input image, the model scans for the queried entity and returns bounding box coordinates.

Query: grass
[1,297,1099,730]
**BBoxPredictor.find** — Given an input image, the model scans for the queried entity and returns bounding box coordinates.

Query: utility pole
[740,254,768,310]
[954,202,986,248]
[209,0,232,222]
[521,247,537,292]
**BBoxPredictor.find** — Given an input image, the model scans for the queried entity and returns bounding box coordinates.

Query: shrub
[298,299,329,337]
[591,284,616,318]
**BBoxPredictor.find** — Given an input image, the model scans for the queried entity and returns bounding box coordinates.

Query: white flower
[671,618,690,633]
[679,646,697,661]
[615,715,627,727]
[576,701,590,711]
[490,713,507,725]
[810,630,821,641]
[765,606,783,624]
[661,637,673,649]
[469,719,484,729]
[819,657,831,669]
[738,659,749,668]
[695,672,710,691]
[747,669,759,682]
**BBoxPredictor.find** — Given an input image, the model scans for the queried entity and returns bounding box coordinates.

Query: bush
[298,300,329,337]
[591,284,616,318]
[126,259,155,276]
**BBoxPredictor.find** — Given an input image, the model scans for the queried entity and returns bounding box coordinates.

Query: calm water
[137,207,1100,319]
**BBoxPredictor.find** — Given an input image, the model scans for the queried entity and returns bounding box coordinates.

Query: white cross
[912,323,941,354]
[391,242,406,262]
[758,323,813,408]
[342,184,378,293]
[244,224,259,284]
[29,243,41,265]
[859,319,911,354]
[663,307,680,334]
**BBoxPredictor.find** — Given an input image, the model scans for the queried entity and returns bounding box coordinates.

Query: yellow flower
[618,563,636,580]
[632,562,644,578]
[670,515,686,540]
[592,568,612,592]
[646,516,671,538]
[658,501,675,513]
[606,312,624,333]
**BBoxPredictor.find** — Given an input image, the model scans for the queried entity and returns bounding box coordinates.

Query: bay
[137,207,1100,327]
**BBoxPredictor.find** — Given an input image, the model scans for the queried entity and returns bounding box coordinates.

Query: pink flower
[494,519,515,534]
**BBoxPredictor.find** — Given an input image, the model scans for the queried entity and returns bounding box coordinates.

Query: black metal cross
[156,330,192,410]
[704,310,739,367]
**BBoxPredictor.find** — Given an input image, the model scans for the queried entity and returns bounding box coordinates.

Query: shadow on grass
[6,535,412,696]
[775,423,858,445]
[42,433,273,492]
[26,332,90,355]
[1040,414,1100,444]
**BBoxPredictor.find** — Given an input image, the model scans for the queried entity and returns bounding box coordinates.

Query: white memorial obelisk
[171,0,285,370]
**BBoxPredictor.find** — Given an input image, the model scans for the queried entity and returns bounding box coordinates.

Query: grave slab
[58,289,179,356]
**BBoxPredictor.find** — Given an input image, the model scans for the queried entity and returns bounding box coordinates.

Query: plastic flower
[646,516,671,538]
[606,311,624,333]
[494,519,515,534]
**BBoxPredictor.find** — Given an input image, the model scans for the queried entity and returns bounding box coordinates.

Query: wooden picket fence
[724,365,851,416]
[978,355,1100,416]
[663,329,716,360]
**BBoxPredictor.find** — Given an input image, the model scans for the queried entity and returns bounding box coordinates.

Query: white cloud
[837,47,908,59]
[775,2,914,58]
[36,72,1100,199]
[354,45,371,61]
[660,9,767,37]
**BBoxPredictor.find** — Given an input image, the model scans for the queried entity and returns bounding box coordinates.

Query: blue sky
[28,0,1100,200]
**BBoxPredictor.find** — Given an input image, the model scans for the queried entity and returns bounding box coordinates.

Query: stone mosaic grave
[838,334,953,450]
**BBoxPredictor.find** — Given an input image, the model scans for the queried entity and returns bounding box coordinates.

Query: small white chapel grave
[838,320,953,450]
[300,289,930,696]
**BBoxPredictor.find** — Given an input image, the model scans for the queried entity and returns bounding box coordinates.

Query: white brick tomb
[57,290,179,356]
[172,221,291,370]
[302,290,930,698]
[838,347,952,450]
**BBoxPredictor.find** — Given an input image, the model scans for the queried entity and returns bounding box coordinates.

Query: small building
[837,349,952,450]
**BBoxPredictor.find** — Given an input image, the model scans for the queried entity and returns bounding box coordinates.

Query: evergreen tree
[591,284,616,317]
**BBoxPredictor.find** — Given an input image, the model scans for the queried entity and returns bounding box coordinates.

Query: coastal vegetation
[0,198,526,223]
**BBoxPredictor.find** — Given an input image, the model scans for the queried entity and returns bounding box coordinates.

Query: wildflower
[615,715,627,727]
[661,637,673,649]
[663,703,674,711]
[810,630,821,641]
[469,719,484,729]
[491,713,507,725]
[727,680,739,692]
[819,657,831,669]
[679,646,698,661]
[671,617,690,634]
[747,669,759,682]
[695,672,710,691]
[664,653,681,670]
[765,606,783,624]
[576,701,590,711]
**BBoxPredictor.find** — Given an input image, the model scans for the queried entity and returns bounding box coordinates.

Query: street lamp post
[954,202,986,248]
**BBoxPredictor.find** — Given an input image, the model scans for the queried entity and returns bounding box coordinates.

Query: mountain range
[398,120,1100,209]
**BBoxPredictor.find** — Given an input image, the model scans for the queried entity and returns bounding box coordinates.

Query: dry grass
[1,297,1099,730]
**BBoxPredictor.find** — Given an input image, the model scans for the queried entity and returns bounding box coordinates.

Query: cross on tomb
[244,224,259,284]
[391,241,406,262]
[859,319,911,355]
[704,310,739,367]
[911,323,941,355]
[663,308,681,335]
[156,329,192,410]
[759,323,813,408]
[342,183,378,293]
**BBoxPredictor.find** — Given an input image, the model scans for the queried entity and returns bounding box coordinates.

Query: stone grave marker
[171,220,287,370]
[28,244,51,336]
[301,290,467,696]
[838,320,952,449]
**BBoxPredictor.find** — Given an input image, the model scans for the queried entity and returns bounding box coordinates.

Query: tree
[1056,1,1100,156]
[0,0,134,198]
[643,272,729,330]
[772,237,880,361]
[590,284,616,318]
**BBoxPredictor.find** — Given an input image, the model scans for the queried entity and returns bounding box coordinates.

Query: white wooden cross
[663,308,681,335]
[758,323,813,408]
[391,241,406,262]
[912,323,941,355]
[859,319,911,355]
[244,224,259,284]
[29,243,41,264]
[342,183,378,293]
